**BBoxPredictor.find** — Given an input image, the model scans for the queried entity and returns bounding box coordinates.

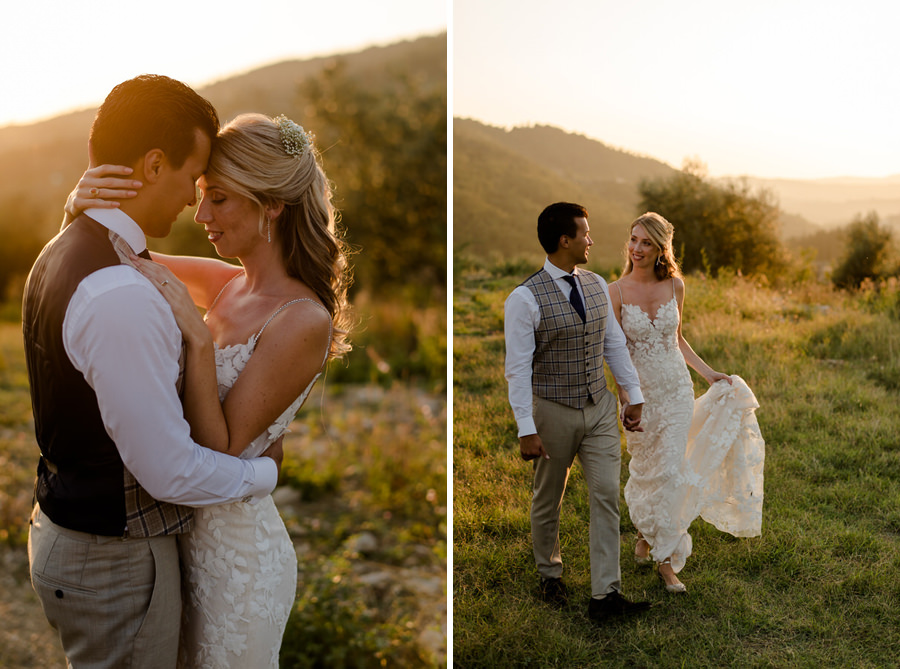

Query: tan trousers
[27,504,181,669]
[531,389,623,598]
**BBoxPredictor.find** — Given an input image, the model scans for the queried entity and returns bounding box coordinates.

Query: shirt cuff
[244,457,279,505]
[623,386,644,406]
[517,417,537,438]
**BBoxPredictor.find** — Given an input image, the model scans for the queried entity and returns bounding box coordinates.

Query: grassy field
[453,259,900,667]
[0,315,447,668]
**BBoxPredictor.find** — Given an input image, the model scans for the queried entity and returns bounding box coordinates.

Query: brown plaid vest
[23,215,192,537]
[523,268,608,409]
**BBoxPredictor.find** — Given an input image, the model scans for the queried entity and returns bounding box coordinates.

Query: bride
[64,113,352,666]
[609,212,764,594]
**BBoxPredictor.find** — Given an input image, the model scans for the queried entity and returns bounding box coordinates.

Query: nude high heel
[634,536,653,567]
[657,559,687,594]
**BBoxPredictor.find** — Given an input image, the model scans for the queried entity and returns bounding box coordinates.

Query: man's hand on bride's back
[261,436,285,477]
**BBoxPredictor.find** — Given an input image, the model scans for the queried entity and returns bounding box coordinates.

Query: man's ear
[559,234,570,249]
[142,149,165,184]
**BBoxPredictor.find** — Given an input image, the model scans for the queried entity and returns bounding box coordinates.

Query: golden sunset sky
[1,0,446,128]
[454,0,900,179]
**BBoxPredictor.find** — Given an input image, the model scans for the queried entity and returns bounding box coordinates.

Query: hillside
[453,119,677,267]
[0,33,446,245]
[0,33,446,300]
[454,118,900,266]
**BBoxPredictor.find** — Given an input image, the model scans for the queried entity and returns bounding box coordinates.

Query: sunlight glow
[454,0,900,179]
[1,0,446,128]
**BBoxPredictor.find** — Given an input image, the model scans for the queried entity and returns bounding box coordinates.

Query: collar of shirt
[84,207,148,256]
[543,257,579,281]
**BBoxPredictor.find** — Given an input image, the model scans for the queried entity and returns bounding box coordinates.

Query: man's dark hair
[537,202,589,254]
[89,74,220,168]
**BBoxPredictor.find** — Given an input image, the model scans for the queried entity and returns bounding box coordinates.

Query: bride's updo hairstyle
[623,212,683,281]
[207,113,351,359]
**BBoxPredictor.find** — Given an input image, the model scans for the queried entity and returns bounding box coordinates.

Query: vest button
[55,589,64,599]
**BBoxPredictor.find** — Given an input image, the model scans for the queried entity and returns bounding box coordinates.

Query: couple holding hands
[504,203,765,623]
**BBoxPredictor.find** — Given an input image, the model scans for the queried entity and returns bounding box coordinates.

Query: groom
[504,202,650,623]
[23,75,282,668]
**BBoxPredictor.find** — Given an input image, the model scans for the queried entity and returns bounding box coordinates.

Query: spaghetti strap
[671,277,676,300]
[253,298,333,366]
[613,281,624,303]
[207,270,244,314]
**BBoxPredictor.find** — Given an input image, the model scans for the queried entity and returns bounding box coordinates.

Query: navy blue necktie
[562,274,586,322]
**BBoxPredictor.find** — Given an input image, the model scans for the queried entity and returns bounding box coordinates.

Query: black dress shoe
[587,591,651,622]
[539,577,568,606]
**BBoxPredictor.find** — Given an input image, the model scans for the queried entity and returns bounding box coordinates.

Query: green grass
[453,260,900,667]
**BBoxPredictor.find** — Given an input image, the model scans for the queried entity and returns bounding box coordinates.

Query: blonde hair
[623,212,682,281]
[208,113,352,359]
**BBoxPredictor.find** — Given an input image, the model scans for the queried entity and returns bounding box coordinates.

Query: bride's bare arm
[61,165,141,229]
[132,256,331,455]
[148,253,243,311]
[674,278,731,385]
[131,257,229,451]
[219,304,331,453]
[63,166,242,309]
[179,302,330,456]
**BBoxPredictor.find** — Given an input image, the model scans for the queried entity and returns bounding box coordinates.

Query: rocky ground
[277,486,447,665]
[0,383,447,667]
[0,511,446,668]
[0,495,446,668]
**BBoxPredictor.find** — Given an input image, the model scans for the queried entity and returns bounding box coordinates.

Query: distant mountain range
[738,175,900,228]
[453,118,900,266]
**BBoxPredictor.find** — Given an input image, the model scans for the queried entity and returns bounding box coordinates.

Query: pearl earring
[267,220,272,243]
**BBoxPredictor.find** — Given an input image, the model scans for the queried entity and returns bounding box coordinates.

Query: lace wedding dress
[178,298,329,668]
[618,283,764,573]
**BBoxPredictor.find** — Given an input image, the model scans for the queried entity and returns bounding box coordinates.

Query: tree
[298,60,446,297]
[830,212,894,289]
[638,162,787,278]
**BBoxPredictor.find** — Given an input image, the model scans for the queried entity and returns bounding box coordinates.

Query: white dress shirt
[504,258,644,437]
[62,208,277,505]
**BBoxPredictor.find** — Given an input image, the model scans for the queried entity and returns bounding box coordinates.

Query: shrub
[638,162,788,279]
[280,556,415,668]
[831,212,896,289]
